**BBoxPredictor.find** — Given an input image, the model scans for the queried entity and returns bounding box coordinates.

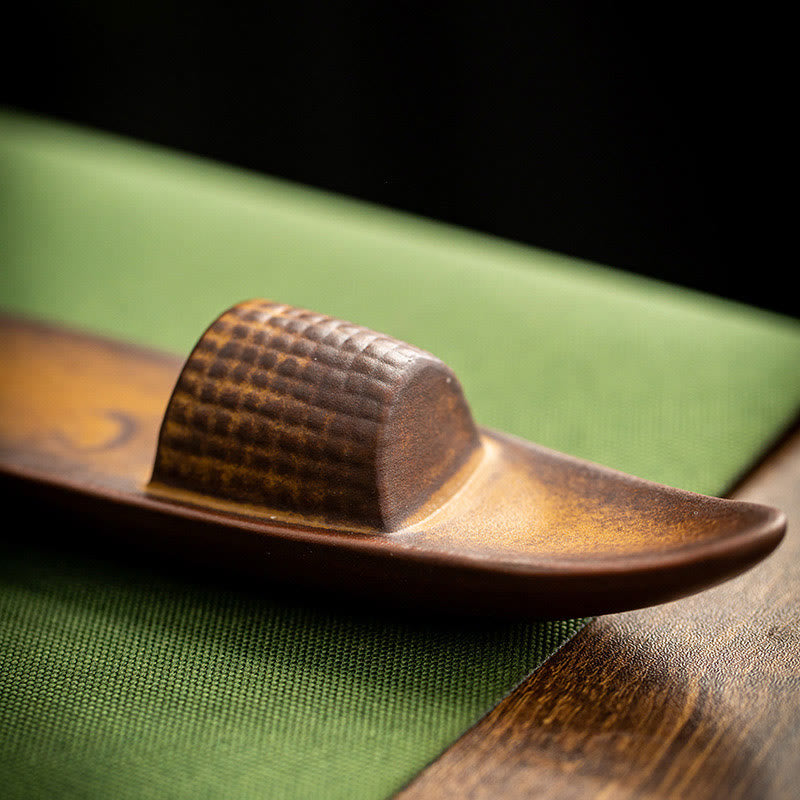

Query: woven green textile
[0,548,586,799]
[2,109,800,799]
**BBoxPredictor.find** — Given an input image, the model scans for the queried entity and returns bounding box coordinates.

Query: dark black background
[3,4,790,316]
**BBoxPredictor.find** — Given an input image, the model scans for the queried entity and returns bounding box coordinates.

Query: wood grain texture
[396,423,800,799]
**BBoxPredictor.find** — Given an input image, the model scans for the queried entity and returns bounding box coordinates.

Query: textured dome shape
[150,299,481,531]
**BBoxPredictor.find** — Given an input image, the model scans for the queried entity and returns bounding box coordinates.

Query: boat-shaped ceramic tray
[0,300,785,617]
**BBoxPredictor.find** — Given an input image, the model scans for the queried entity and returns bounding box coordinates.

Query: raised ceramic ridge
[149,299,481,531]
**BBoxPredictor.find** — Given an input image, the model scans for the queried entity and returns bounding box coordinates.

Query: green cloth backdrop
[2,109,799,799]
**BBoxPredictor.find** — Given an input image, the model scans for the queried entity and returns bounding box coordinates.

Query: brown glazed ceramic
[149,300,481,532]
[0,303,787,617]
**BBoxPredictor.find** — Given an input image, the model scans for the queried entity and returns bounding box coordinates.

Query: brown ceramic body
[0,306,786,617]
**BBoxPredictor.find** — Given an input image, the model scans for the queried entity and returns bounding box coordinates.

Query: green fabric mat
[1,108,799,799]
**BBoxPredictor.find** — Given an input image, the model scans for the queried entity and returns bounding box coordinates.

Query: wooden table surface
[398,424,800,799]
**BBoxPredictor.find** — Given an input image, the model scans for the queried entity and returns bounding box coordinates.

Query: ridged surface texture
[151,299,479,530]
